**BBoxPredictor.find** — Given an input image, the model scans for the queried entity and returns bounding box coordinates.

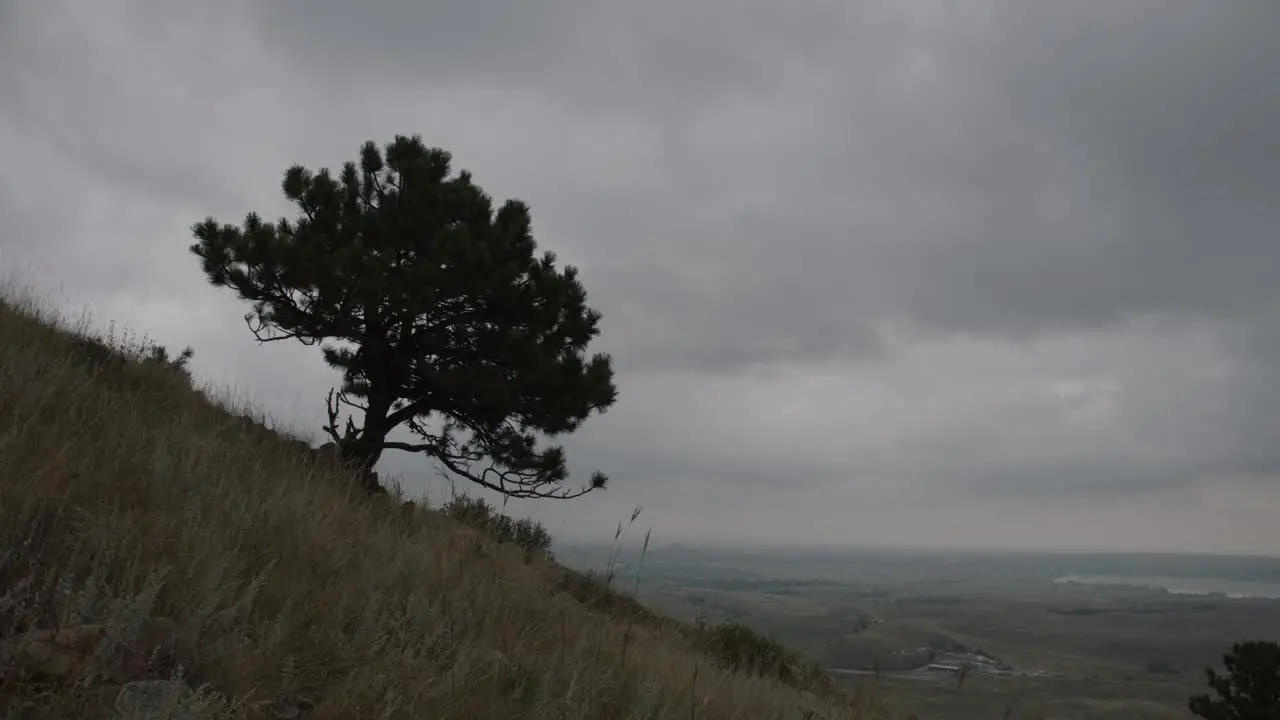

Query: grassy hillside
[0,291,890,719]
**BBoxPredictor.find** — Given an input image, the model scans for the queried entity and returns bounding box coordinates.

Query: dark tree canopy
[1189,641,1280,720]
[191,134,617,498]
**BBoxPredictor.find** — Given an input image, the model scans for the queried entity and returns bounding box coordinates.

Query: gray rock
[114,680,211,720]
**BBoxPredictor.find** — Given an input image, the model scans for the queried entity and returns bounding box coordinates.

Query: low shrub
[441,495,553,558]
[693,616,832,691]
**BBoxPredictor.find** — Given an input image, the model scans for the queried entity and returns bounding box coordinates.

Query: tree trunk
[339,385,395,495]
[337,437,386,495]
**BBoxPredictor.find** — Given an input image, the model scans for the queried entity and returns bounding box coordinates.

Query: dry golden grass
[0,289,894,719]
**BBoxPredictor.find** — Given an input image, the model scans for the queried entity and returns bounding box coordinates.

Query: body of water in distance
[1054,573,1280,599]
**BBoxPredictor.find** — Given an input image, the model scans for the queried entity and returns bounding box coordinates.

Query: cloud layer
[3,0,1278,553]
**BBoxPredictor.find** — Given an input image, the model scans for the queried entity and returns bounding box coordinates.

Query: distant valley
[557,542,1280,720]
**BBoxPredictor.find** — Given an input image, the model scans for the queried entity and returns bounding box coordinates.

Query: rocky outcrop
[2,617,227,719]
[9,617,192,683]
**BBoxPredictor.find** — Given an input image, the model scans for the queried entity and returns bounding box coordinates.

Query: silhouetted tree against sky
[1189,640,1280,720]
[191,134,616,498]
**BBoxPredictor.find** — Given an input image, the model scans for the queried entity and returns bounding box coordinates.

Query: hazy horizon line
[552,536,1280,561]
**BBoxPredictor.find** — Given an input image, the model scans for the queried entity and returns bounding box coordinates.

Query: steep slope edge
[0,293,887,719]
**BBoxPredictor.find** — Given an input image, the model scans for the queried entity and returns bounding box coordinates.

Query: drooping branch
[322,388,603,499]
[432,451,603,500]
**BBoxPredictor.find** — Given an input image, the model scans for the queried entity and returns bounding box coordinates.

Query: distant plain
[558,542,1280,720]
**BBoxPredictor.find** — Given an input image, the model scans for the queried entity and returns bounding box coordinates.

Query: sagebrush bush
[694,617,832,692]
[441,495,554,558]
[140,342,195,380]
[66,322,196,394]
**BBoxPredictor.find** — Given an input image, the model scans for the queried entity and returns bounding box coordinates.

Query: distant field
[847,673,1192,720]
[559,542,1280,720]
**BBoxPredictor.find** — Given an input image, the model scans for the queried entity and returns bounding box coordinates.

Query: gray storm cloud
[2,0,1278,553]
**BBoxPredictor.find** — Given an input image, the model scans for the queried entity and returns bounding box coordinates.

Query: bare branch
[336,391,368,413]
[324,388,363,444]
[245,314,313,344]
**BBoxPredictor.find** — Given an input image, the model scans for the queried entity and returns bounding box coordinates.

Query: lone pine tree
[1190,641,1280,720]
[191,134,616,498]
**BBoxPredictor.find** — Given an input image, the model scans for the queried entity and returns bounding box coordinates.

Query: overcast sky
[3,0,1279,555]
